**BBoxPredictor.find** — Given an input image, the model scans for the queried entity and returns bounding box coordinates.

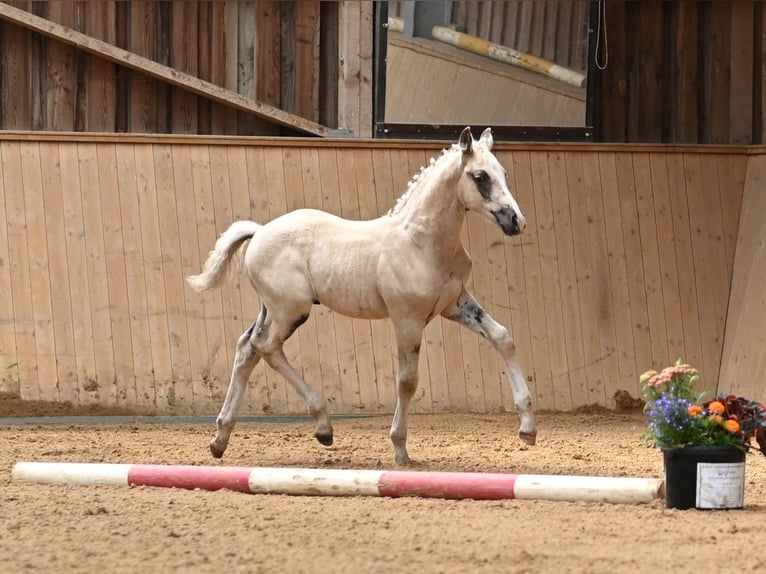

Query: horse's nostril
[515,213,527,233]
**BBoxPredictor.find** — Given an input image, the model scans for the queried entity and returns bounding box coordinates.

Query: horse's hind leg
[389,318,425,465]
[210,313,264,458]
[443,289,537,445]
[256,310,334,446]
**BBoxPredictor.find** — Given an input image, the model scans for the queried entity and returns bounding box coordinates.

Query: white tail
[186,220,261,292]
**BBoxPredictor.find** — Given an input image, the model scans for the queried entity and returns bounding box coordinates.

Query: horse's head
[456,127,526,236]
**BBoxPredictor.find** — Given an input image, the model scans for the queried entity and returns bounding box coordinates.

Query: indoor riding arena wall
[0,134,751,415]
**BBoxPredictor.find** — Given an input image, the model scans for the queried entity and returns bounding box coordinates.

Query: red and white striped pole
[11,462,664,504]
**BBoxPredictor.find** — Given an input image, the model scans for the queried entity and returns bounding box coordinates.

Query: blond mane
[387,144,461,216]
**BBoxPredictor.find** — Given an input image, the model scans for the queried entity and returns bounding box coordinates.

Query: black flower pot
[662,445,746,510]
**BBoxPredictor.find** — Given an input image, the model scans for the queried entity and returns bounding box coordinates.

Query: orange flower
[687,405,703,416]
[710,414,723,425]
[723,419,740,433]
[708,401,725,415]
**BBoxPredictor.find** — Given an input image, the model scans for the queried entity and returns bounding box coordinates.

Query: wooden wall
[0,134,747,415]
[598,0,766,144]
[719,150,766,401]
[0,1,373,137]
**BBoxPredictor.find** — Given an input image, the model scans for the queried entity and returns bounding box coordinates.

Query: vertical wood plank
[21,143,58,400]
[701,2,732,144]
[115,142,153,407]
[237,1,257,134]
[83,0,117,132]
[294,0,320,122]
[256,0,282,130]
[0,144,19,394]
[648,153,684,360]
[507,151,544,410]
[188,145,228,410]
[196,2,213,134]
[598,152,638,397]
[682,153,721,390]
[170,0,198,133]
[615,153,652,375]
[696,153,732,382]
[46,2,77,131]
[38,142,78,402]
[599,1,628,142]
[319,0,339,129]
[129,1,161,132]
[529,150,569,410]
[338,1,372,137]
[97,144,136,405]
[581,151,617,406]
[632,153,668,367]
[210,1,239,133]
[57,143,95,403]
[550,151,587,407]
[565,152,604,405]
[134,144,172,409]
[3,143,38,398]
[638,0,663,142]
[77,143,116,403]
[671,1,699,143]
[0,13,33,129]
[150,145,190,410]
[729,1,754,144]
[664,153,703,371]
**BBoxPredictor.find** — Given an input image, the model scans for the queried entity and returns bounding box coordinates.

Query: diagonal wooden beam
[0,1,329,137]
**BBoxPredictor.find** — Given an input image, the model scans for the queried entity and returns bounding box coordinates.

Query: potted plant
[641,360,766,510]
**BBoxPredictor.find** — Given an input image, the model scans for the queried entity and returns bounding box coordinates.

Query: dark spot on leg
[313,299,320,305]
[456,300,485,327]
[412,343,421,355]
[254,305,268,337]
[286,313,309,338]
[243,321,257,339]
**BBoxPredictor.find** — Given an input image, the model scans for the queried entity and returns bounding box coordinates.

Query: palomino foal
[187,127,536,465]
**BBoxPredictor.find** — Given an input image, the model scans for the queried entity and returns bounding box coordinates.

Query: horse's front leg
[443,289,537,445]
[389,318,425,465]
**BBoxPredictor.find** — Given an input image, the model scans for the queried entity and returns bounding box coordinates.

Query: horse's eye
[472,171,488,183]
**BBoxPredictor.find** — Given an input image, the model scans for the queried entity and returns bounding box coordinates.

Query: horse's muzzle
[492,207,526,236]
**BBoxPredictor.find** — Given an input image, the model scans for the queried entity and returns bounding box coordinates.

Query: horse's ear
[479,128,494,150]
[459,127,473,155]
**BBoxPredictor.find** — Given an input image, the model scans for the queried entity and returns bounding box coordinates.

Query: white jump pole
[12,462,664,505]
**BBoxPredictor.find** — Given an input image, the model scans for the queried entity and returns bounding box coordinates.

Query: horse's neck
[389,154,466,257]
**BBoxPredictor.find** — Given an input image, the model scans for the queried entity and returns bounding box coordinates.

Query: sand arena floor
[1,397,765,574]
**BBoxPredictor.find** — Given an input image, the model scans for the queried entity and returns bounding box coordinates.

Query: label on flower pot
[695,462,745,509]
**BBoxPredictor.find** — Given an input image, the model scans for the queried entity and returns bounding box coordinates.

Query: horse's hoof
[315,432,334,446]
[519,430,537,446]
[209,443,225,459]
